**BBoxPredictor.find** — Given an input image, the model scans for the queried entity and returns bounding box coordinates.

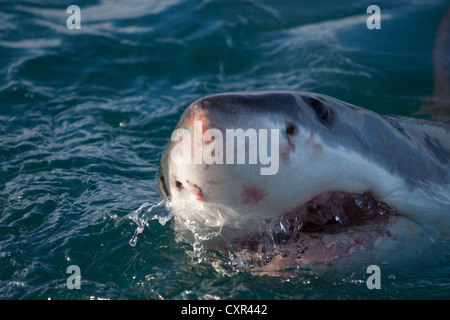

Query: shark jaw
[166,189,433,276]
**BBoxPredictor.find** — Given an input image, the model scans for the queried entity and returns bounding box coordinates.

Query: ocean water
[1,0,449,300]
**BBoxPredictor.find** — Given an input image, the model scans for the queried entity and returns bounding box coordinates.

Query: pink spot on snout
[281,142,295,164]
[241,184,268,205]
[192,185,204,202]
[187,111,208,134]
[305,132,322,153]
[281,144,290,163]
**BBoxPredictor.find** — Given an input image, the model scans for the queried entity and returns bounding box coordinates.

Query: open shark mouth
[225,191,398,271]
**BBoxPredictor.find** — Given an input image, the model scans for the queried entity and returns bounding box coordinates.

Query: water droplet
[192,233,204,263]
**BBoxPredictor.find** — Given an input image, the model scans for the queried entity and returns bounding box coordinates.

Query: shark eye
[175,180,183,189]
[285,122,297,135]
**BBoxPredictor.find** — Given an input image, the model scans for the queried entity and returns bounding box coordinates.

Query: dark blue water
[1,0,449,300]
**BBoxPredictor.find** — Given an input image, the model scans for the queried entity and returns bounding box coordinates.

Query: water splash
[169,200,225,263]
[127,200,173,247]
[127,199,226,264]
[192,233,204,264]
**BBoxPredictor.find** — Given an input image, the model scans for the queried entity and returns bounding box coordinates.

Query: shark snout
[182,93,268,133]
[182,97,235,134]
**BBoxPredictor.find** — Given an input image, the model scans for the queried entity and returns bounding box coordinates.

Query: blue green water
[1,0,449,300]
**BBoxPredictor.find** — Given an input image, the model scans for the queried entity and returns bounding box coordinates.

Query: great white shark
[157,5,450,269]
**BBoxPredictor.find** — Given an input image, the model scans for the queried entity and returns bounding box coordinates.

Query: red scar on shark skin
[241,184,268,205]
